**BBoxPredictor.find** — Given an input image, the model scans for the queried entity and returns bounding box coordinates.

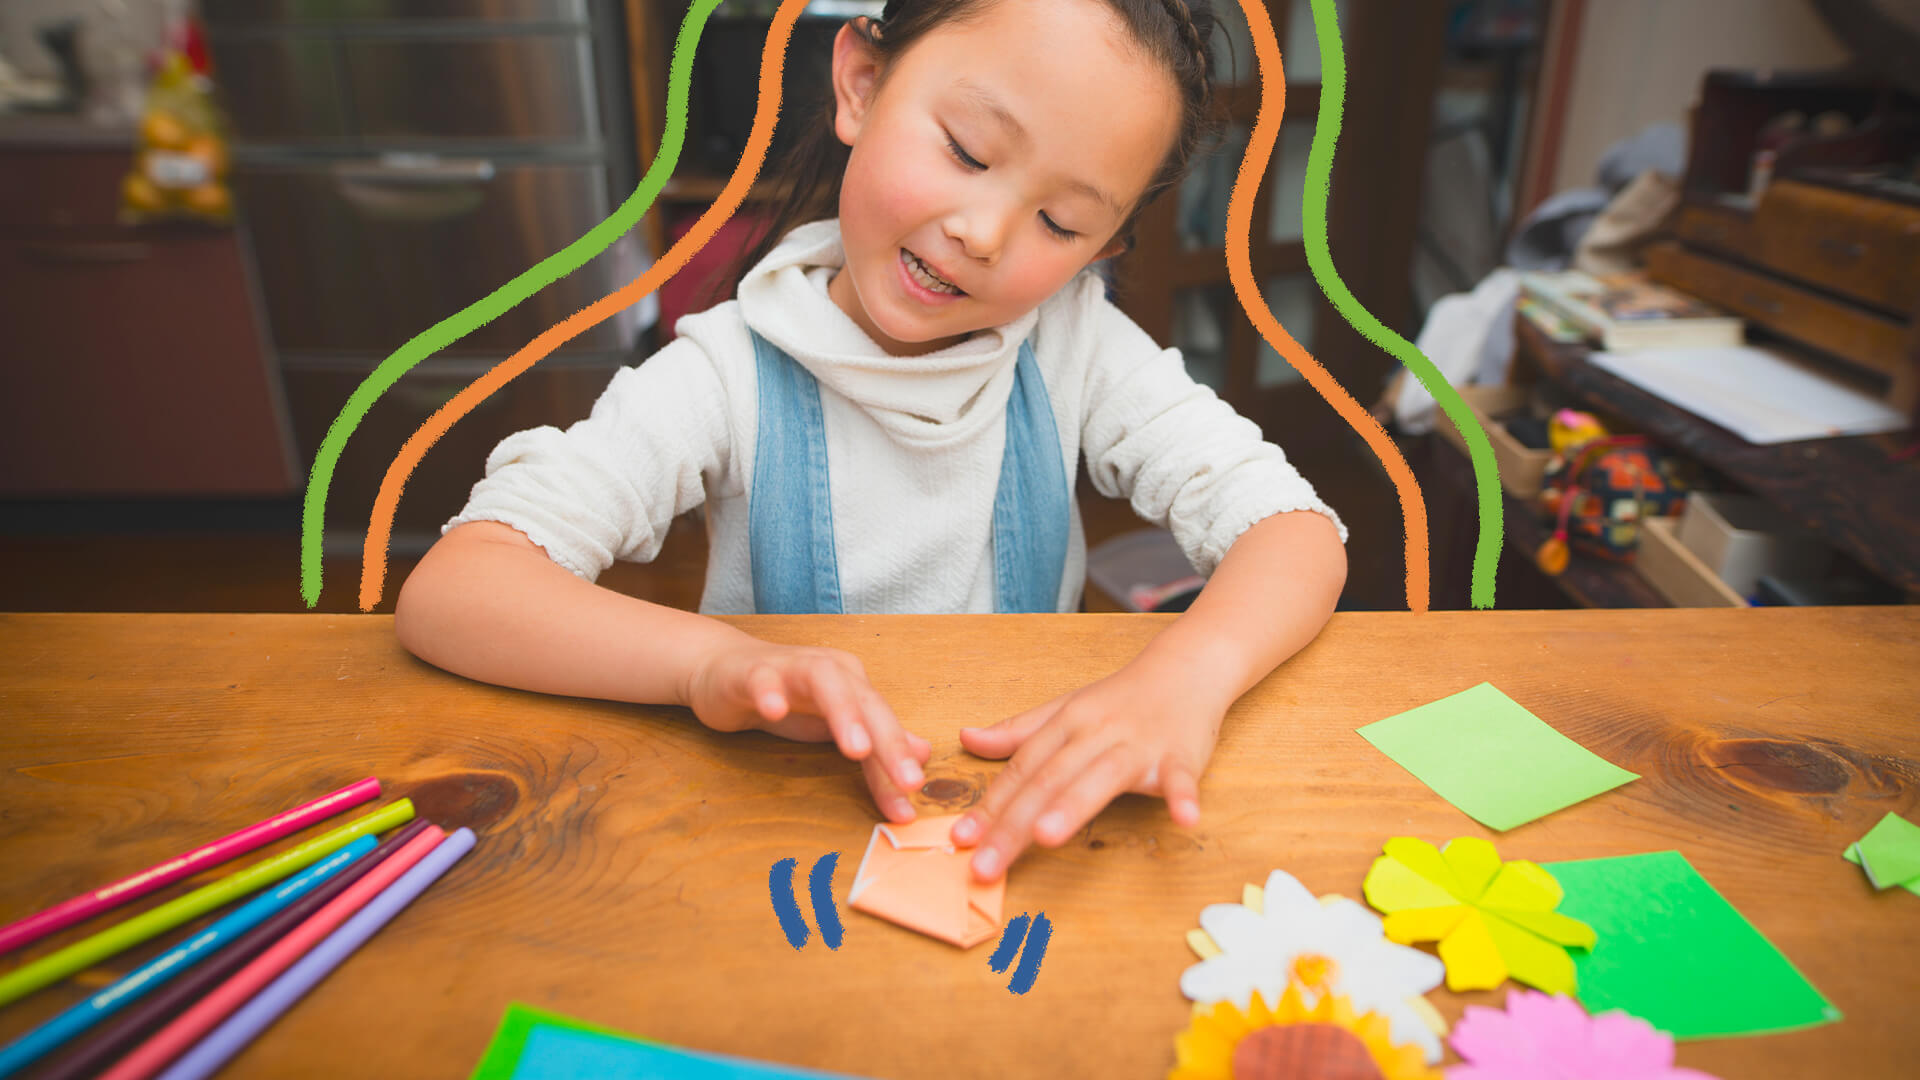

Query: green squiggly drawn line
[1302,0,1504,609]
[298,0,723,607]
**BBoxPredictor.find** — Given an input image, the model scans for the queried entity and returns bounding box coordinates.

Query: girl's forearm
[1128,510,1347,703]
[393,521,751,706]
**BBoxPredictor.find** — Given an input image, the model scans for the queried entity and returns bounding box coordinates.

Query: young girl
[395,0,1347,885]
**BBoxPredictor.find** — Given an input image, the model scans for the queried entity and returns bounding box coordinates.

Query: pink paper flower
[1448,990,1719,1080]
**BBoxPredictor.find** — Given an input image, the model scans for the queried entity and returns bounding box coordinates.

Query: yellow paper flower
[1362,837,1597,994]
[1170,982,1441,1080]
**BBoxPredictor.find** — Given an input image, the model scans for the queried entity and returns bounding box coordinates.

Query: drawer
[235,159,626,355]
[0,225,293,496]
[1435,382,1555,499]
[1674,204,1762,264]
[204,36,352,144]
[1635,516,1747,608]
[1755,181,1920,315]
[342,33,598,145]
[201,0,587,23]
[0,149,133,228]
[206,31,598,147]
[283,361,616,546]
[1645,242,1909,378]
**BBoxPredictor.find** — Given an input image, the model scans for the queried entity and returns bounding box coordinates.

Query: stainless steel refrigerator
[203,0,653,554]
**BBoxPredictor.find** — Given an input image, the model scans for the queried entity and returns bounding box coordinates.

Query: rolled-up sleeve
[442,336,730,581]
[1076,285,1347,577]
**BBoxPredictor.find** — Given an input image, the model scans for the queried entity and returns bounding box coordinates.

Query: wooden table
[3,610,1917,1078]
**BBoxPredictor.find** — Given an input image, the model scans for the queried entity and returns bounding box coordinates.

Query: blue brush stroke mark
[768,857,809,949]
[808,852,842,950]
[988,913,1031,974]
[1007,912,1051,995]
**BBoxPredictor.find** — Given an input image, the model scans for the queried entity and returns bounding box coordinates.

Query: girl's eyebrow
[953,78,1122,216]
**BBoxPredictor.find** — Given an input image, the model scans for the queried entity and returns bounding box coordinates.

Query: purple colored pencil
[32,819,433,1080]
[153,828,477,1080]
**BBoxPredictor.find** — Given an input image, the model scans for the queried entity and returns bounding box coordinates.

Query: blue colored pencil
[0,837,375,1079]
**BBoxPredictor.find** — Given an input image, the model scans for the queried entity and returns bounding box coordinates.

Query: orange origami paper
[848,814,1005,948]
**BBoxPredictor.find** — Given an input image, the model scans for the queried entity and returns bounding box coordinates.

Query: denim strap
[749,329,845,614]
[992,340,1070,612]
[747,331,1068,613]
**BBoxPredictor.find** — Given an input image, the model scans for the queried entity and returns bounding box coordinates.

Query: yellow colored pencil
[0,799,414,1008]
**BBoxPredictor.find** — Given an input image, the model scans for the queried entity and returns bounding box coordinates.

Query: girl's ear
[830,19,885,148]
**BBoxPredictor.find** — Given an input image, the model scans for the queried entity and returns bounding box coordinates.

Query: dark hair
[704,0,1225,309]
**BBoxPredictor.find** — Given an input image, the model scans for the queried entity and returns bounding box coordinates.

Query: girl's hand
[949,658,1230,882]
[685,641,931,822]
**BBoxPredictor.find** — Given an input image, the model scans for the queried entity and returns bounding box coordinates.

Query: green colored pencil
[0,799,414,1008]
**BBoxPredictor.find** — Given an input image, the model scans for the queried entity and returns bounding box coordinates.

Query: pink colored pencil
[94,824,445,1080]
[0,777,381,956]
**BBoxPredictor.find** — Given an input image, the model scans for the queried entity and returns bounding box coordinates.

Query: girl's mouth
[900,248,966,300]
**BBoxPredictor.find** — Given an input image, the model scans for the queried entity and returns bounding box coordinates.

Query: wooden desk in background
[2,610,1917,1077]
[1427,313,1920,611]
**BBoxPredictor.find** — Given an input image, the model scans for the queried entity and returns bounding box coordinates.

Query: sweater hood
[733,218,1076,446]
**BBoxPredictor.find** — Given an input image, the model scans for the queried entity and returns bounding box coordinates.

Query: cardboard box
[1676,492,1831,598]
[1636,515,1748,607]
[1436,384,1555,499]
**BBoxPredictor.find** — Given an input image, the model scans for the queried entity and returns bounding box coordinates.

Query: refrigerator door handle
[330,156,498,186]
[329,156,497,223]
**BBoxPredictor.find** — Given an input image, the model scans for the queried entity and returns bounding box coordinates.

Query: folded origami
[848,814,1005,948]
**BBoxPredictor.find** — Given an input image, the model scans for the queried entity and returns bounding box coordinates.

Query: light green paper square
[1852,812,1920,890]
[1840,844,1920,895]
[1546,850,1841,1040]
[1357,682,1639,830]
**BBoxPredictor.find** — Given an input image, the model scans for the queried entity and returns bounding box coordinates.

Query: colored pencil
[0,799,414,1009]
[0,777,380,956]
[32,820,433,1080]
[0,838,373,1079]
[154,828,477,1080]
[95,825,446,1080]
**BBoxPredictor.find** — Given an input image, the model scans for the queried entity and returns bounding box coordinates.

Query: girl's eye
[945,135,985,170]
[945,131,1077,240]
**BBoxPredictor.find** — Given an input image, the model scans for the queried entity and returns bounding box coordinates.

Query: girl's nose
[946,205,1014,267]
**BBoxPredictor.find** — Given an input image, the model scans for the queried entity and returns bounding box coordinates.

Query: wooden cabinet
[0,143,297,496]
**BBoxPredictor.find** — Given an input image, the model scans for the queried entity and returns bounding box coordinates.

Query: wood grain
[1,610,1917,1078]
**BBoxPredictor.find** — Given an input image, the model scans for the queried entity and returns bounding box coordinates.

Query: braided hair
[706,0,1226,308]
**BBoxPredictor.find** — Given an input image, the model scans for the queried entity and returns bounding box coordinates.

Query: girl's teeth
[906,251,959,294]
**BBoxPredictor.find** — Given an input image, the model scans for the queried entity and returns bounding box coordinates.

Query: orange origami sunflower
[1170,982,1441,1080]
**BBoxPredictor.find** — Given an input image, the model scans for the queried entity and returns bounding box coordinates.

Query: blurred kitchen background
[2,0,1915,614]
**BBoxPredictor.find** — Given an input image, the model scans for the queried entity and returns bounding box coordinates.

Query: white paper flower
[1180,869,1449,1063]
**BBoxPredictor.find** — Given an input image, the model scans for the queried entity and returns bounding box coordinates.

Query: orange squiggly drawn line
[1229,0,1430,612]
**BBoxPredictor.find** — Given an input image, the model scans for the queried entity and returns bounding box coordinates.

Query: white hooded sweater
[446,218,1345,614]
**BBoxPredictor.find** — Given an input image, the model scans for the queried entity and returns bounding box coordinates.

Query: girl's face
[826,0,1183,356]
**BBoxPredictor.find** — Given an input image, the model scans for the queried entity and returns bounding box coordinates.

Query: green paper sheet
[1851,812,1920,890]
[1546,850,1841,1040]
[469,1003,659,1080]
[1357,682,1639,830]
[1845,842,1920,896]
[469,1003,867,1080]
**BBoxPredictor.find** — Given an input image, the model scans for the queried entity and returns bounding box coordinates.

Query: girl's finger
[862,754,917,823]
[1031,744,1139,847]
[968,730,1109,882]
[854,687,924,792]
[950,707,1076,848]
[957,695,1065,760]
[794,661,872,760]
[745,664,788,723]
[1159,756,1202,827]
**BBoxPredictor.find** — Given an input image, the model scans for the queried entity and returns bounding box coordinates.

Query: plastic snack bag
[120,49,231,224]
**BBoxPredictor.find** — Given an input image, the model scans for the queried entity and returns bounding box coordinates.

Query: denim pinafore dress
[746,329,1070,614]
